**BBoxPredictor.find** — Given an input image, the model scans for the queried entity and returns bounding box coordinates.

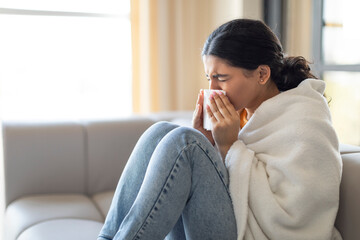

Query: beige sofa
[2,112,360,240]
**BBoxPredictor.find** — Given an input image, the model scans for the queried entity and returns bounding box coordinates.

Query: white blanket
[225,79,343,240]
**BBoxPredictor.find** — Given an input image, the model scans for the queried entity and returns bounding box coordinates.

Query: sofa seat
[5,194,106,239]
[92,191,115,218]
[6,191,115,240]
[17,219,104,240]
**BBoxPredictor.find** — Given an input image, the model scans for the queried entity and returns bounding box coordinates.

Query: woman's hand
[207,91,240,159]
[192,90,215,145]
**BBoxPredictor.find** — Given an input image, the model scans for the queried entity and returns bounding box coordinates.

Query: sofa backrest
[2,117,156,206]
[84,118,155,195]
[2,121,87,206]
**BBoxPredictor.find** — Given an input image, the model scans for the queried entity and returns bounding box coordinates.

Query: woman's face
[202,55,263,111]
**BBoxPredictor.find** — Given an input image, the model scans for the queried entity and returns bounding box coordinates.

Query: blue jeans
[97,121,237,240]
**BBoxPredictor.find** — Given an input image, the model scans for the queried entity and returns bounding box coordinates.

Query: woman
[98,19,342,240]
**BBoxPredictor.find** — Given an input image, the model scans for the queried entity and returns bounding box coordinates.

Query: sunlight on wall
[325,72,360,145]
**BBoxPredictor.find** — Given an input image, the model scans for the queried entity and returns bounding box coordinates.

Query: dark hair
[202,19,317,91]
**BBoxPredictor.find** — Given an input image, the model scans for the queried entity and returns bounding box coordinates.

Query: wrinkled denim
[98,121,237,240]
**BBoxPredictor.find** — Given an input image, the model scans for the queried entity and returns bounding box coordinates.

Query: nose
[209,79,221,90]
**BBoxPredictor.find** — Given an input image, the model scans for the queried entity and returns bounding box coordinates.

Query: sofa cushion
[5,194,103,240]
[339,143,360,154]
[2,121,86,206]
[17,219,103,240]
[85,118,155,195]
[92,191,115,218]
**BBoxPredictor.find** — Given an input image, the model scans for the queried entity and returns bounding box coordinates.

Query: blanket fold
[225,79,343,240]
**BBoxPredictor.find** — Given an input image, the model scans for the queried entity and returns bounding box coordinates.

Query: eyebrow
[206,74,229,78]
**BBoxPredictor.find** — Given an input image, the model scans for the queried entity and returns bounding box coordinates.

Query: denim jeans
[97,121,237,240]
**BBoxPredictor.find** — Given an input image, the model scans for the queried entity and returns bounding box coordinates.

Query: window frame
[311,0,360,78]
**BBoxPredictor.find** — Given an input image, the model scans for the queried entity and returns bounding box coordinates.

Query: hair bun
[277,56,316,91]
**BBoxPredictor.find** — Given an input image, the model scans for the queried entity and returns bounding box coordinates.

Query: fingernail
[217,90,223,95]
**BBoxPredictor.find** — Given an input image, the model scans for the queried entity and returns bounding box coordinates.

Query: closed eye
[206,74,229,82]
[213,74,229,81]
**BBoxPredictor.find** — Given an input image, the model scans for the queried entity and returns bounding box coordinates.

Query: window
[313,0,360,145]
[0,0,132,121]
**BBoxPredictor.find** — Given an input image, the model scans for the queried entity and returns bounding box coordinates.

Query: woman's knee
[163,126,209,147]
[147,121,179,135]
[138,121,180,148]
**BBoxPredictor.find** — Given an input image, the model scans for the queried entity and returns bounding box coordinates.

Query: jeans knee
[150,121,178,132]
[165,127,205,146]
[142,121,179,140]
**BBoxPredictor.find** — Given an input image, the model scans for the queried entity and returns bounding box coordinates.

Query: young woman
[98,19,342,240]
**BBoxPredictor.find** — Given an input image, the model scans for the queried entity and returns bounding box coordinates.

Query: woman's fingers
[217,91,237,116]
[193,103,201,121]
[192,90,204,128]
[197,89,204,106]
[213,91,239,118]
[208,91,235,120]
[206,91,241,135]
[208,93,224,121]
[213,92,232,118]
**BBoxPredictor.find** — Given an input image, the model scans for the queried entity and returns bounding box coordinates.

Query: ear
[257,65,271,85]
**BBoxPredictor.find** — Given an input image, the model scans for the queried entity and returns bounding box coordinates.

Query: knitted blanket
[225,79,343,240]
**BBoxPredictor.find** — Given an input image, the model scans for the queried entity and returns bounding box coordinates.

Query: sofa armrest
[336,144,360,239]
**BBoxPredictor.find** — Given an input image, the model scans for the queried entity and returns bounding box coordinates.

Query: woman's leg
[112,126,237,240]
[98,121,180,240]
